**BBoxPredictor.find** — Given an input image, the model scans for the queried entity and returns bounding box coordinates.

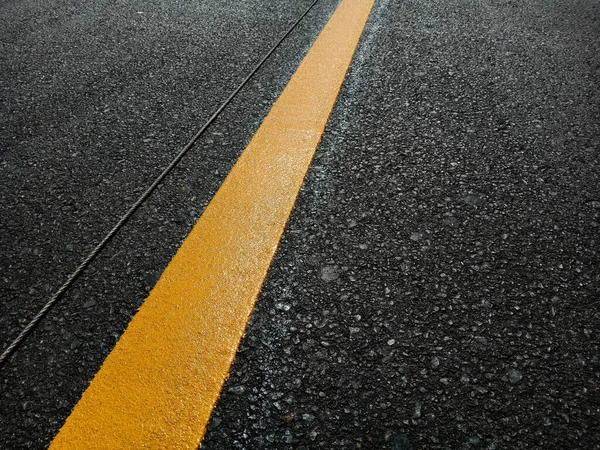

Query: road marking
[49,0,375,448]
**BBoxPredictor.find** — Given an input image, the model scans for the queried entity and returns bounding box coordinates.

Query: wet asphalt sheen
[1,0,599,448]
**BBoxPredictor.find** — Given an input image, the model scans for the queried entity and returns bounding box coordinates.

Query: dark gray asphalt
[202,0,600,448]
[0,0,317,345]
[0,0,339,447]
[1,0,599,448]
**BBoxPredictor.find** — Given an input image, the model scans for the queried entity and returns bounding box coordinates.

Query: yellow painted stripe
[50,0,375,448]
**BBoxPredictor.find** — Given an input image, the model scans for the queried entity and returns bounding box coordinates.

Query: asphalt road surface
[1,0,599,448]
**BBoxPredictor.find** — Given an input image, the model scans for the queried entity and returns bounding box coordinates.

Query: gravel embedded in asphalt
[1,0,599,448]
[202,0,600,448]
[0,0,340,447]
[0,0,318,346]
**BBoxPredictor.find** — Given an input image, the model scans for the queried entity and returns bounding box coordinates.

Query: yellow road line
[50,0,375,448]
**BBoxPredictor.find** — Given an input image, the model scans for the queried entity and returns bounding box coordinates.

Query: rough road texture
[1,0,598,448]
[0,0,315,346]
[202,0,600,448]
[1,0,340,447]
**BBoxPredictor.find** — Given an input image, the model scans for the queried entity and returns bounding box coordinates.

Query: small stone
[282,431,293,444]
[463,194,484,206]
[83,299,97,309]
[506,369,522,385]
[413,401,422,418]
[474,336,488,345]
[410,232,423,241]
[543,417,552,426]
[320,265,339,282]
[388,339,396,346]
[229,385,245,394]
[468,436,481,445]
[349,327,360,334]
[431,356,440,369]
[390,432,414,450]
